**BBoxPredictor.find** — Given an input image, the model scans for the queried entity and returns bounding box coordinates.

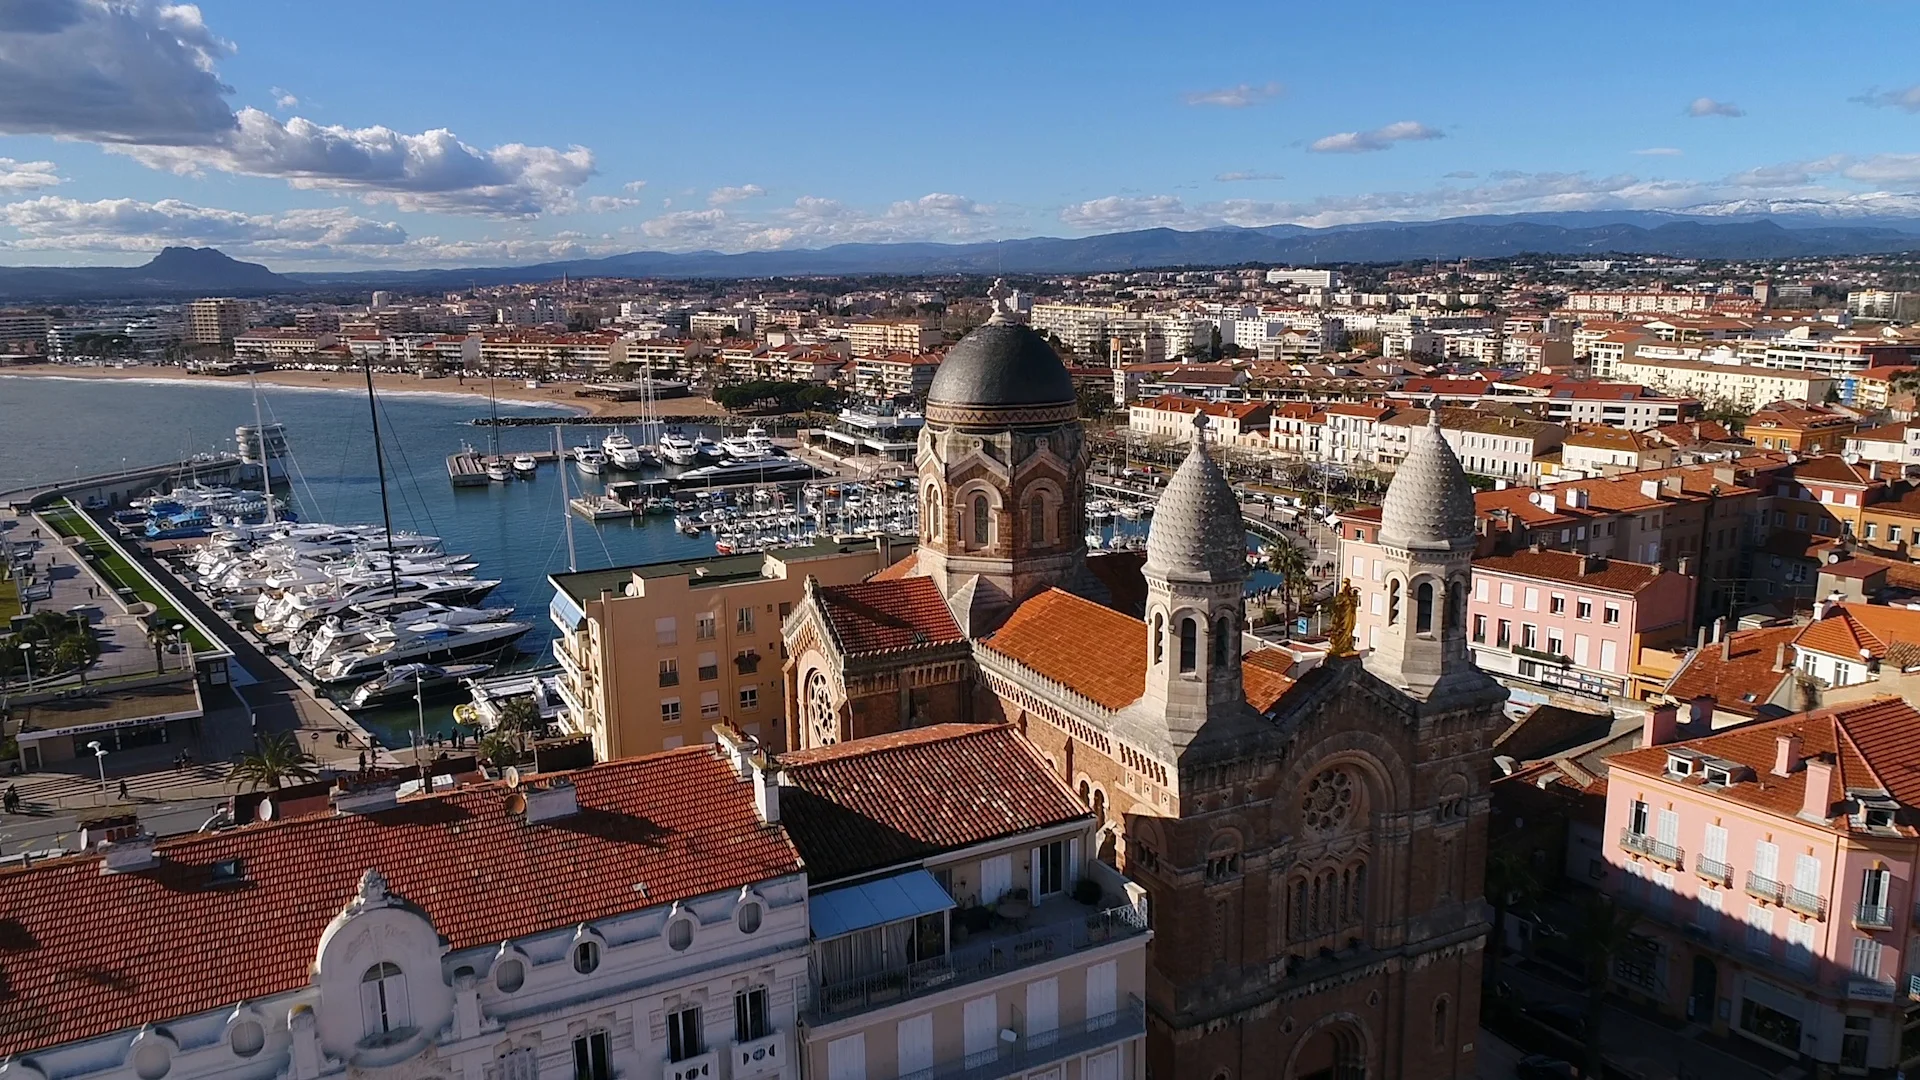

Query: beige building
[187,297,247,345]
[1616,357,1835,410]
[548,537,910,760]
[839,318,942,357]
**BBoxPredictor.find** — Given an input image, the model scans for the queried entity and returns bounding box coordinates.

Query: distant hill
[0,246,292,300]
[5,212,1920,300]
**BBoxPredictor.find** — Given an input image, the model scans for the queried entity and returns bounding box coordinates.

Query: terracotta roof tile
[983,589,1146,710]
[1664,625,1798,716]
[868,551,919,581]
[0,749,799,1057]
[1475,549,1669,595]
[1786,455,1881,486]
[1796,603,1920,662]
[1241,649,1296,713]
[816,577,964,657]
[777,724,1088,883]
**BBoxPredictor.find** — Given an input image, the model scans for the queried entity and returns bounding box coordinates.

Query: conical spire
[1378,404,1476,552]
[1145,412,1246,582]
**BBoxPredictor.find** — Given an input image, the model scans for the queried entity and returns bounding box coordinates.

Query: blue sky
[1,0,1917,268]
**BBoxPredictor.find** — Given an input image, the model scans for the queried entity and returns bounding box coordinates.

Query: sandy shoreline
[0,363,727,419]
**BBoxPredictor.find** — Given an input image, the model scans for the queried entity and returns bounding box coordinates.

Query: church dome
[1378,410,1477,551]
[1146,414,1246,581]
[926,320,1076,410]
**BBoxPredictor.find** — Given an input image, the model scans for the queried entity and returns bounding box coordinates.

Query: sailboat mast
[557,425,577,572]
[361,356,401,595]
[249,375,276,524]
[487,363,501,458]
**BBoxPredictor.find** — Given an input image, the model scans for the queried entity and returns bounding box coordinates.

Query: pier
[446,448,561,487]
[2,455,250,513]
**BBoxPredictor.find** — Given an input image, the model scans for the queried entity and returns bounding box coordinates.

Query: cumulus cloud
[1442,171,1477,179]
[707,184,766,206]
[621,180,648,193]
[1840,154,1920,185]
[0,1,595,216]
[0,158,62,192]
[1308,121,1444,154]
[270,86,298,110]
[1687,97,1744,118]
[0,195,406,253]
[581,195,645,213]
[1852,85,1920,112]
[1633,147,1683,156]
[1059,195,1194,229]
[1215,170,1284,182]
[1183,82,1283,108]
[632,192,998,251]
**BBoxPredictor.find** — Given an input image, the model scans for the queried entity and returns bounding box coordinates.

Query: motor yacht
[573,446,607,474]
[602,430,648,469]
[344,662,496,710]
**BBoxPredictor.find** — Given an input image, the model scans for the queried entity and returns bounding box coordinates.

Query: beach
[0,362,727,419]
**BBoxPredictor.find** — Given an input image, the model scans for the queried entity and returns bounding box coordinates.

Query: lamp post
[170,623,186,673]
[414,668,428,778]
[19,641,34,689]
[86,739,108,800]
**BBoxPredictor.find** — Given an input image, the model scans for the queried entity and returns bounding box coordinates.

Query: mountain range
[3,208,1920,300]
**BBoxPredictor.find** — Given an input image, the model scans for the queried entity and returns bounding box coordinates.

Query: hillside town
[5,253,1920,1080]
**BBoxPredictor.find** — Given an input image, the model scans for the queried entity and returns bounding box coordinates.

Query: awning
[809,870,955,941]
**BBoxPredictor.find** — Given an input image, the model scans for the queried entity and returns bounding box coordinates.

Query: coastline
[0,362,726,419]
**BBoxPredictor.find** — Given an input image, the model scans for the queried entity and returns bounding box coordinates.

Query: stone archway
[1286,1015,1370,1080]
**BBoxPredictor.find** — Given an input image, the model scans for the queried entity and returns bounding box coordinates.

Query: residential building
[1566,291,1714,314]
[1766,456,1892,539]
[1602,698,1920,1075]
[1533,382,1696,430]
[232,328,338,361]
[1858,486,1920,551]
[1790,603,1920,690]
[0,750,811,1080]
[1028,303,1130,355]
[1746,402,1860,456]
[547,538,910,761]
[0,310,52,349]
[1577,330,1656,379]
[188,297,247,345]
[1761,335,1915,379]
[836,319,941,357]
[1616,358,1836,411]
[1376,407,1565,484]
[1659,624,1803,728]
[763,723,1151,1080]
[1466,549,1696,701]
[1846,290,1920,321]
[1558,427,1676,478]
[1841,422,1919,467]
[690,310,755,338]
[1854,366,1913,413]
[853,352,943,400]
[1128,395,1271,447]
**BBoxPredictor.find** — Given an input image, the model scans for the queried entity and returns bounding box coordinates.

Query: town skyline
[3,0,1920,269]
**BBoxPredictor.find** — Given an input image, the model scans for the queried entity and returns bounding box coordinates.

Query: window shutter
[1703,825,1728,864]
[1029,848,1041,901]
[895,1015,933,1078]
[1792,854,1820,895]
[1852,936,1882,979]
[1656,809,1679,846]
[827,1034,867,1080]
[1068,837,1082,888]
[1754,841,1779,882]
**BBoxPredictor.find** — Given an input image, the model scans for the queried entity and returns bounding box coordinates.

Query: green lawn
[40,504,214,651]
[0,576,17,622]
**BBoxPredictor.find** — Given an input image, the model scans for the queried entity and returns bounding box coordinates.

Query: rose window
[806,670,837,747]
[1301,768,1357,832]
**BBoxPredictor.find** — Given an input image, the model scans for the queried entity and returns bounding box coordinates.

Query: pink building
[1602,698,1920,1074]
[1333,507,1394,653]
[1466,549,1694,701]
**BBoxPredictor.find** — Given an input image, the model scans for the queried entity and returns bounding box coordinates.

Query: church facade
[780,297,1508,1079]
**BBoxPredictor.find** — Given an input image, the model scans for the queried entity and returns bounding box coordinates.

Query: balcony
[1619,829,1685,870]
[663,1050,717,1080]
[1853,902,1894,930]
[807,903,1148,1024]
[728,1031,787,1080]
[659,670,679,688]
[911,996,1146,1080]
[1745,873,1785,904]
[1783,886,1827,921]
[1909,973,1920,1003]
[1694,856,1733,889]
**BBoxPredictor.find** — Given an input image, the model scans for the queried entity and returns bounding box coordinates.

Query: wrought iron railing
[1694,856,1732,888]
[908,996,1146,1080]
[1783,885,1827,921]
[1745,873,1784,904]
[1853,902,1893,930]
[1619,829,1685,869]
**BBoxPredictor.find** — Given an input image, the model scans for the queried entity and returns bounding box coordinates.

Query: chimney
[80,815,158,873]
[1640,479,1662,500]
[716,721,780,823]
[1801,756,1835,821]
[1643,703,1679,748]
[1774,641,1790,672]
[1710,617,1726,644]
[1868,461,1881,481]
[1695,625,1708,649]
[1579,553,1597,576]
[1662,475,1684,494]
[1721,632,1733,663]
[522,776,579,824]
[1772,733,1804,777]
[1688,695,1715,732]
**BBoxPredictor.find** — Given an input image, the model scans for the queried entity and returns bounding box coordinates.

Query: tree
[54,636,93,686]
[496,695,542,735]
[231,733,320,790]
[145,622,173,674]
[1264,541,1310,632]
[478,729,521,768]
[1579,893,1641,1080]
[1482,849,1540,999]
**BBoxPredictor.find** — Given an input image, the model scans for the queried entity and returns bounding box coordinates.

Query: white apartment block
[854,353,941,399]
[1376,409,1564,483]
[1265,268,1338,288]
[0,311,52,345]
[1845,290,1920,321]
[1382,329,1444,359]
[46,318,174,358]
[690,310,756,339]
[232,329,338,360]
[1028,303,1129,354]
[188,297,248,345]
[834,320,940,357]
[1616,358,1835,410]
[1565,291,1714,314]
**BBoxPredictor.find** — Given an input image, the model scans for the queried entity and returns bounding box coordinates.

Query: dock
[569,495,634,521]
[447,449,561,487]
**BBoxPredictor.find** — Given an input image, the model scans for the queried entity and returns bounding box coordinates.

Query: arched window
[1433,996,1450,1049]
[972,494,990,546]
[924,486,941,539]
[1388,579,1402,626]
[1153,613,1165,664]
[1212,616,1230,667]
[1028,495,1047,546]
[573,940,600,973]
[1179,617,1198,673]
[1290,877,1307,939]
[359,962,410,1037]
[1348,861,1368,924]
[1415,581,1435,634]
[1447,579,1467,630]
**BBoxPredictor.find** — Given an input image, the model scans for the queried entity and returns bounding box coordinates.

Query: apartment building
[1790,603,1920,689]
[1574,328,1655,379]
[477,330,621,372]
[1761,335,1915,379]
[1616,358,1836,411]
[1128,396,1270,446]
[1029,303,1131,354]
[231,328,338,360]
[1853,366,1913,413]
[547,538,909,760]
[1466,549,1695,701]
[0,751,812,1080]
[764,723,1150,1080]
[1858,486,1920,551]
[1843,422,1920,467]
[1846,290,1920,321]
[1559,427,1675,478]
[854,352,942,400]
[1602,698,1920,1075]
[691,310,756,338]
[1375,407,1565,484]
[1502,333,1575,372]
[0,310,52,347]
[1765,456,1892,540]
[1566,291,1714,314]
[614,337,711,378]
[837,319,941,357]
[1747,402,1860,456]
[188,297,247,345]
[1534,383,1696,430]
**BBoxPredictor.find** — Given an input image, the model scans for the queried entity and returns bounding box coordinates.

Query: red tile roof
[1242,649,1297,712]
[0,749,799,1057]
[1474,549,1671,595]
[1663,625,1798,716]
[1795,603,1920,662]
[777,724,1088,883]
[815,577,964,657]
[984,589,1146,710]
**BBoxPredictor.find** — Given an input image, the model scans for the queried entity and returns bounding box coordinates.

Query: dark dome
[927,321,1076,408]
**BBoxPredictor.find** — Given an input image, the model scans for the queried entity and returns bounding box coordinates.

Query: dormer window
[1703,765,1732,787]
[1666,755,1694,779]
[573,940,600,974]
[359,962,410,1041]
[1864,808,1895,829]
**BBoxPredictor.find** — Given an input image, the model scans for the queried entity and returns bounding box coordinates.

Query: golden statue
[1326,577,1360,656]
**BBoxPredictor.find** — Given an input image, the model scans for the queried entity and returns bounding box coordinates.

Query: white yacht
[485,457,513,482]
[602,430,647,469]
[573,445,607,474]
[511,453,538,476]
[719,424,776,461]
[314,618,533,684]
[345,662,496,711]
[657,430,698,465]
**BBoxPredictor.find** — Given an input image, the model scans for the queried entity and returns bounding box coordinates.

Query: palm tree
[496,695,542,735]
[1482,849,1540,1000]
[145,622,172,674]
[478,729,520,768]
[1264,541,1311,634]
[231,733,319,790]
[54,636,93,686]
[1579,893,1641,1080]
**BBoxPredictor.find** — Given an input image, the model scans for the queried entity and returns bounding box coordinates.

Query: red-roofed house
[1601,698,1920,1072]
[1128,395,1272,447]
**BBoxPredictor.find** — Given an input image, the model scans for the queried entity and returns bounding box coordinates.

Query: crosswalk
[5,763,235,809]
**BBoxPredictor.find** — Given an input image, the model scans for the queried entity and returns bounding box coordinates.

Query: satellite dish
[257,798,275,822]
[504,791,528,817]
[503,766,522,789]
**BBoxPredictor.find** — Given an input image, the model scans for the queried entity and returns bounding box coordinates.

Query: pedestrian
[358,749,368,772]
[117,779,128,800]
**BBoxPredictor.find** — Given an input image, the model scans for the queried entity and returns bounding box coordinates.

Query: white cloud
[1216,170,1284,182]
[1687,97,1744,118]
[1059,195,1195,229]
[631,192,999,251]
[641,208,728,240]
[1633,147,1683,156]
[0,1,595,217]
[270,86,299,110]
[1853,85,1920,113]
[884,192,986,219]
[1183,82,1283,108]
[1308,121,1444,154]
[621,180,648,193]
[707,184,766,206]
[1841,154,1920,185]
[582,195,645,213]
[0,158,62,192]
[0,195,406,253]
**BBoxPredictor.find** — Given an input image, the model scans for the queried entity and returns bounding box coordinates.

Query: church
[780,294,1508,1080]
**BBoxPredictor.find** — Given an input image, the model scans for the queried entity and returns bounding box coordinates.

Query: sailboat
[484,367,513,481]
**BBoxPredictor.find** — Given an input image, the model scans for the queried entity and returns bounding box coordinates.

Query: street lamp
[18,641,33,689]
[414,668,428,777]
[170,623,186,672]
[86,739,108,798]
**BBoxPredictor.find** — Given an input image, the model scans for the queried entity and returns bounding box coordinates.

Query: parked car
[1515,1057,1577,1080]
